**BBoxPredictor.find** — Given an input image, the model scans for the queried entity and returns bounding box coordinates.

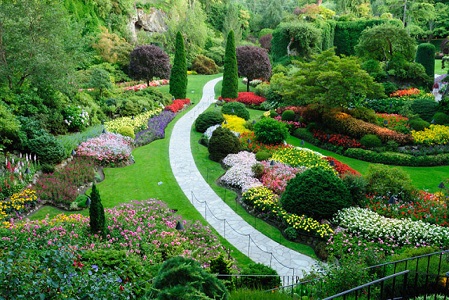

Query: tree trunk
[247,80,250,92]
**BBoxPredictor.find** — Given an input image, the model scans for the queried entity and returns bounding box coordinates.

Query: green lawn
[435,58,448,76]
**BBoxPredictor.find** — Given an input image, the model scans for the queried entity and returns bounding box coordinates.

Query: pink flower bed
[260,161,305,195]
[76,133,134,167]
[123,79,169,91]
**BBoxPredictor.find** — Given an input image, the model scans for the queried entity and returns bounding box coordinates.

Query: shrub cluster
[221,102,250,120]
[254,118,289,145]
[208,127,241,162]
[191,54,219,75]
[411,124,449,145]
[195,111,225,133]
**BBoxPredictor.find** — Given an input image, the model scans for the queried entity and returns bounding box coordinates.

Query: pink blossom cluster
[123,79,170,91]
[260,161,306,195]
[220,151,263,192]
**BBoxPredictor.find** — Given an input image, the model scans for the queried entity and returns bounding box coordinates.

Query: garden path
[169,77,318,281]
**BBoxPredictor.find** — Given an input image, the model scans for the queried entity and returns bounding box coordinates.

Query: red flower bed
[313,130,362,149]
[164,99,191,113]
[389,87,420,98]
[324,157,361,176]
[218,92,266,106]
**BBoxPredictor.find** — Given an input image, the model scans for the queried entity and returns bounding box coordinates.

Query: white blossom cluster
[219,151,263,192]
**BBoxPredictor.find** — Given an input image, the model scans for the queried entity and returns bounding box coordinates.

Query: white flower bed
[334,207,449,247]
[219,151,262,192]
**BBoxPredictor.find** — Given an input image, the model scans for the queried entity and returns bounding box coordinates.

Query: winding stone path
[169,77,317,281]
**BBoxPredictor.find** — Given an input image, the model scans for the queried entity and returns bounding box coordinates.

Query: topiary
[150,256,229,300]
[89,183,106,235]
[255,150,271,161]
[411,98,439,122]
[208,127,241,162]
[117,126,135,139]
[281,109,295,121]
[432,112,449,125]
[280,167,351,220]
[221,102,250,120]
[415,43,435,78]
[191,54,219,75]
[237,263,280,290]
[221,30,239,99]
[195,111,225,133]
[408,117,430,131]
[346,107,378,124]
[360,134,382,148]
[169,32,188,99]
[254,118,289,145]
[28,133,66,165]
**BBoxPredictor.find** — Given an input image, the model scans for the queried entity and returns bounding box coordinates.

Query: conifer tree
[89,183,106,235]
[169,31,188,99]
[221,30,239,99]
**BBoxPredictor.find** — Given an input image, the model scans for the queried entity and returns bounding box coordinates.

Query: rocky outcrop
[128,7,167,43]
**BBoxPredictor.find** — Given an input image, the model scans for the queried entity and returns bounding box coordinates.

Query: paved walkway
[169,77,317,280]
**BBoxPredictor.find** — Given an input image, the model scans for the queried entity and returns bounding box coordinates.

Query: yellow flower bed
[1,189,38,222]
[222,114,252,134]
[242,186,333,238]
[271,147,336,174]
[105,108,162,134]
[411,124,449,145]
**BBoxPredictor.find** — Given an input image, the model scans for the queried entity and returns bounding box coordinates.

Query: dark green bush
[365,164,417,201]
[383,82,399,96]
[415,43,435,78]
[360,134,382,148]
[292,128,318,144]
[89,183,106,235]
[346,107,378,124]
[236,263,280,290]
[191,54,219,75]
[251,162,264,179]
[195,111,225,133]
[342,174,367,206]
[408,117,430,131]
[411,98,439,122]
[150,256,229,300]
[255,150,271,161]
[254,118,289,145]
[28,133,66,164]
[281,167,351,220]
[361,59,387,81]
[281,109,295,121]
[432,112,449,125]
[222,102,250,120]
[208,127,241,162]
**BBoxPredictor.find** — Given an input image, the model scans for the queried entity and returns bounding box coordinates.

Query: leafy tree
[89,183,106,235]
[89,68,112,98]
[222,3,242,44]
[128,45,171,86]
[92,26,132,67]
[236,46,271,92]
[0,103,20,148]
[274,49,384,108]
[0,0,83,90]
[169,32,188,99]
[221,31,239,99]
[355,23,416,62]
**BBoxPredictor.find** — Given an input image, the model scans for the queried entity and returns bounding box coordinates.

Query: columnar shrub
[195,111,225,133]
[254,118,289,145]
[89,183,106,235]
[221,101,250,120]
[415,43,435,78]
[221,30,239,99]
[281,167,351,220]
[169,31,188,99]
[208,127,241,162]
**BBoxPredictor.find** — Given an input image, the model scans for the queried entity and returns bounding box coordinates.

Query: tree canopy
[128,45,171,86]
[236,46,271,92]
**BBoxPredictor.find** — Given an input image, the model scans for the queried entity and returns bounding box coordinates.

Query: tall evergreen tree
[89,183,106,235]
[169,32,188,99]
[221,31,239,99]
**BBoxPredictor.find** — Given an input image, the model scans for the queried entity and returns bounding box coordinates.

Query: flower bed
[218,92,266,106]
[333,207,449,247]
[313,130,362,149]
[219,151,262,192]
[271,147,336,174]
[123,79,169,91]
[135,110,176,147]
[222,114,252,134]
[260,161,305,195]
[0,189,39,224]
[105,108,162,133]
[164,99,190,113]
[76,133,134,167]
[376,113,410,133]
[324,157,361,176]
[390,88,421,98]
[1,154,36,200]
[412,124,449,145]
[239,132,292,154]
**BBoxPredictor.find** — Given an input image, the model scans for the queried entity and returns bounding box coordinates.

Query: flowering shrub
[219,92,266,106]
[239,132,292,154]
[242,186,333,238]
[123,79,169,91]
[313,130,362,149]
[63,105,89,132]
[164,99,190,113]
[324,157,361,176]
[135,111,176,147]
[105,108,162,133]
[219,151,262,192]
[0,154,35,200]
[222,114,252,134]
[411,124,449,145]
[274,115,305,132]
[275,106,308,116]
[76,133,134,167]
[271,147,336,174]
[376,113,410,133]
[334,207,449,247]
[0,189,38,223]
[365,191,448,227]
[390,88,421,98]
[259,161,305,195]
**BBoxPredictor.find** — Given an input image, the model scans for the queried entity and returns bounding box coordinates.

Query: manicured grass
[435,58,447,76]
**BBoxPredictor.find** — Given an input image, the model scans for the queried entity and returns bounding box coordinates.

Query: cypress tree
[221,30,239,99]
[415,43,435,78]
[89,183,106,235]
[169,31,188,99]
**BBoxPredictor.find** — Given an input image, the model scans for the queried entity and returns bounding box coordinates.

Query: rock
[129,7,167,43]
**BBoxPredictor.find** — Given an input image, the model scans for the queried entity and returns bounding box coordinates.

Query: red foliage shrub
[218,92,266,106]
[164,99,191,113]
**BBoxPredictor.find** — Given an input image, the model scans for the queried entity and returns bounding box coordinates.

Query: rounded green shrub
[255,150,271,161]
[251,162,264,179]
[150,256,228,300]
[28,134,66,165]
[347,107,377,124]
[432,112,449,125]
[280,167,351,220]
[195,111,225,133]
[411,98,438,122]
[237,263,280,290]
[408,117,430,131]
[222,102,250,120]
[191,54,219,75]
[208,127,241,162]
[360,134,382,148]
[254,118,289,145]
[281,109,295,121]
[383,82,399,96]
[415,43,435,78]
[117,126,135,139]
